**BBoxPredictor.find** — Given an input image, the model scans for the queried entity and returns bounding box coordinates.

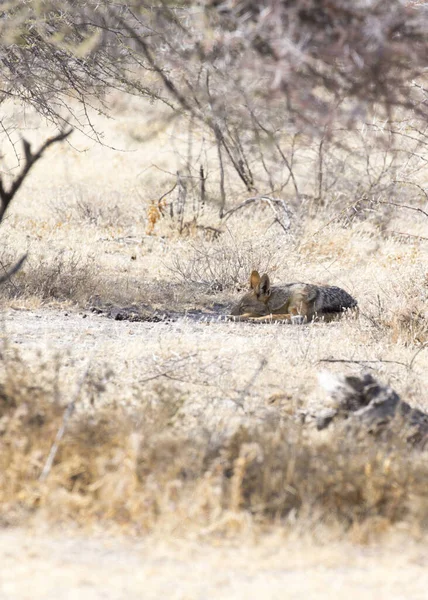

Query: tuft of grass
[373,271,428,346]
[0,251,101,306]
[51,187,129,228]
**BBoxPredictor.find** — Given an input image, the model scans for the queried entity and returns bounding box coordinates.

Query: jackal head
[230,270,272,316]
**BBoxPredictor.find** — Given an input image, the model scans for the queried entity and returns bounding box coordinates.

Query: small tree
[1,1,427,213]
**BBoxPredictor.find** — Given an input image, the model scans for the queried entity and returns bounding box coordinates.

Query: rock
[318,371,428,447]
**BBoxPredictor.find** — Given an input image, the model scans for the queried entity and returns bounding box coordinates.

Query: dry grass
[0,251,101,305]
[0,348,427,536]
[0,97,427,546]
[166,236,286,292]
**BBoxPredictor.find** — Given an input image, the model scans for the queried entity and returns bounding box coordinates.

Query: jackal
[230,270,357,323]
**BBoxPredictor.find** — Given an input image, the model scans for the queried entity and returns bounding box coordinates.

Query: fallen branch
[39,359,91,482]
[222,195,291,232]
[387,230,428,242]
[318,358,408,369]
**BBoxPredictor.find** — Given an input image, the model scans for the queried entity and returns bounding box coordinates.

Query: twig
[360,311,383,329]
[234,357,268,409]
[158,181,177,207]
[0,254,27,285]
[214,126,226,218]
[378,200,428,219]
[248,111,300,196]
[199,164,206,211]
[176,171,187,232]
[408,343,428,371]
[317,135,325,206]
[389,179,428,203]
[39,359,91,482]
[318,358,409,368]
[222,195,291,232]
[139,352,198,384]
[387,230,428,241]
[310,195,368,237]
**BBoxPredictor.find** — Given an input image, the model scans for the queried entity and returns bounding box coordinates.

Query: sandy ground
[3,304,427,440]
[4,301,428,391]
[0,528,427,600]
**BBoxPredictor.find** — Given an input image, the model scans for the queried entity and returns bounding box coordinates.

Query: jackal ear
[259,274,271,297]
[250,270,261,289]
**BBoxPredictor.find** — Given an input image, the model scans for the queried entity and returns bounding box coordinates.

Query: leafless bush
[167,238,286,292]
[74,199,116,227]
[3,1,427,133]
[203,1,428,129]
[0,251,101,305]
[74,195,124,228]
[292,119,428,221]
[1,2,428,213]
[50,187,132,229]
[363,269,428,347]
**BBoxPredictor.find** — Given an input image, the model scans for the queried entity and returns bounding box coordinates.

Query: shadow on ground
[89,301,231,323]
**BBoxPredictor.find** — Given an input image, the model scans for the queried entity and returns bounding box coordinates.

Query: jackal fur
[230,271,357,323]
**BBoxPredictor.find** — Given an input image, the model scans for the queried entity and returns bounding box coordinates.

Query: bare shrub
[3,1,427,139]
[0,251,101,306]
[51,188,127,228]
[141,111,428,232]
[366,270,428,347]
[2,2,428,217]
[167,237,287,292]
[74,199,119,228]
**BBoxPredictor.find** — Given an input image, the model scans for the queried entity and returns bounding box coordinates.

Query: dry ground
[1,529,428,600]
[0,96,428,595]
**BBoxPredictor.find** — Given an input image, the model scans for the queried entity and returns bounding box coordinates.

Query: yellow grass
[0,95,427,593]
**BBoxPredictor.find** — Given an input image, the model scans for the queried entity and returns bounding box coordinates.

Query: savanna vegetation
[0,1,428,596]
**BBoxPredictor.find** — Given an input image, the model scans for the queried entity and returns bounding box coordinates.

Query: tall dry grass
[0,348,427,537]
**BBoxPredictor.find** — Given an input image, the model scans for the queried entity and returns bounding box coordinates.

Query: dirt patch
[1,528,428,600]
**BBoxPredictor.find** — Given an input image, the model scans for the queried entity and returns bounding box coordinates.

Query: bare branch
[387,230,428,242]
[39,357,91,482]
[0,254,27,285]
[0,128,73,222]
[222,195,291,232]
[378,201,428,219]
